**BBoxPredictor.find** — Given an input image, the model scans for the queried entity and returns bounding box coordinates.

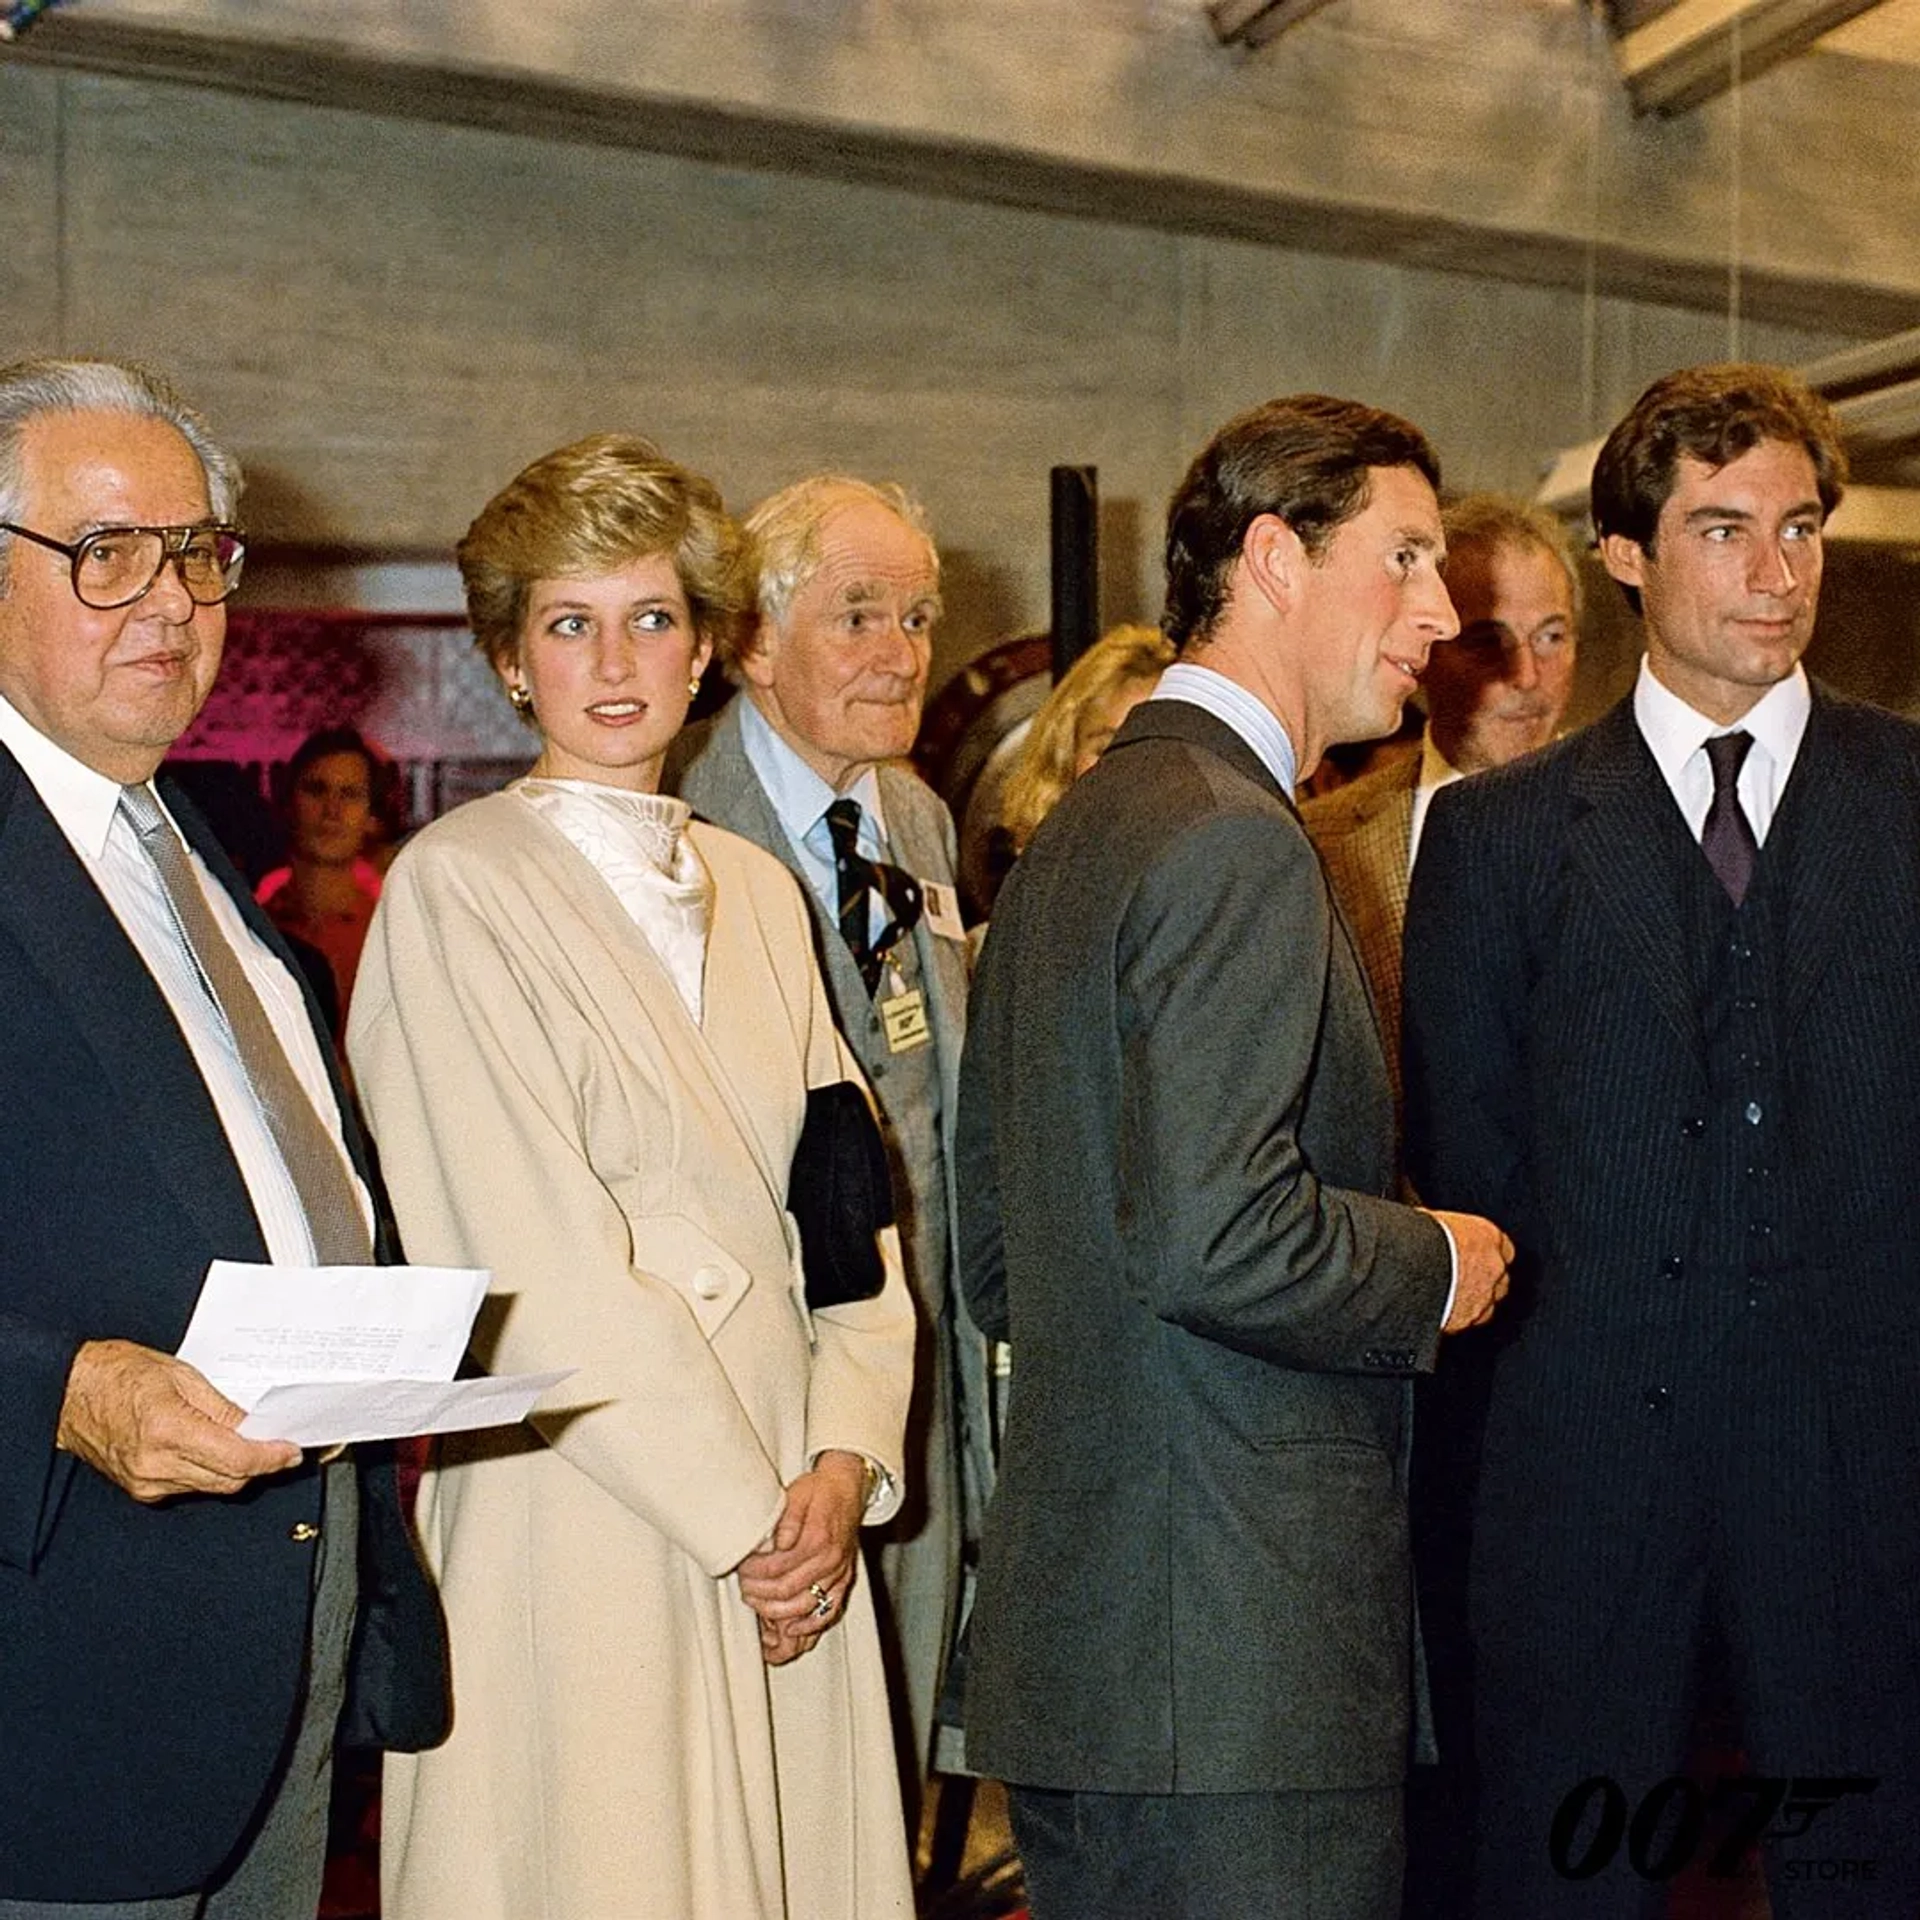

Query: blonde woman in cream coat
[348,434,916,1920]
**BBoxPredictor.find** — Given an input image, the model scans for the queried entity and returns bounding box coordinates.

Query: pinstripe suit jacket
[1401,687,1920,1682]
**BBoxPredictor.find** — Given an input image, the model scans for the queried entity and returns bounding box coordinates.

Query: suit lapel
[1778,694,1870,1025]
[0,749,263,1256]
[876,762,968,1131]
[1566,702,1700,1056]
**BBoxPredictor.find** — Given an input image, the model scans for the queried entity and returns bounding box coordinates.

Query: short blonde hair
[719,473,936,680]
[457,433,749,674]
[1001,624,1174,851]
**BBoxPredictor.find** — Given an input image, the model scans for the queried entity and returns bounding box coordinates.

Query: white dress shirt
[1407,730,1466,872]
[1632,657,1810,846]
[0,691,368,1264]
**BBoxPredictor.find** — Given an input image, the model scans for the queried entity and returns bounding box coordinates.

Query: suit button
[1643,1386,1670,1413]
[690,1266,728,1301]
[1660,1255,1684,1278]
[1744,1101,1763,1125]
[1680,1117,1705,1139]
[290,1522,319,1543]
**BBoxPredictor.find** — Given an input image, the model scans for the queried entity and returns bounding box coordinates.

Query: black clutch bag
[787,1080,897,1309]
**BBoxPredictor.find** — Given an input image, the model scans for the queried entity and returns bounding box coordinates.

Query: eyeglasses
[0,520,247,610]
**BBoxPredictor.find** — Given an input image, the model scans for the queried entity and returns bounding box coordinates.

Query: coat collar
[1108,696,1297,811]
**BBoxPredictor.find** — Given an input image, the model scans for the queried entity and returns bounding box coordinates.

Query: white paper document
[236,1370,573,1446]
[179,1260,571,1446]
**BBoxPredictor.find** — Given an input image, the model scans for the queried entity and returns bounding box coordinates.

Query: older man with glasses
[0,357,446,1920]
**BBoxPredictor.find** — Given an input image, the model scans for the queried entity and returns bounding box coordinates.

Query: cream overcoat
[348,789,916,1920]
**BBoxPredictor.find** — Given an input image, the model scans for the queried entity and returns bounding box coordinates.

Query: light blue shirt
[1151,661,1300,795]
[735,694,894,938]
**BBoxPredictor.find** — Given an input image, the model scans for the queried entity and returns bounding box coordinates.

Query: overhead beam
[1537,325,1920,520]
[1614,0,1894,115]
[1207,0,1341,51]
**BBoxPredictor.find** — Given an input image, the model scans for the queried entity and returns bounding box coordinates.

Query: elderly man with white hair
[671,474,994,1822]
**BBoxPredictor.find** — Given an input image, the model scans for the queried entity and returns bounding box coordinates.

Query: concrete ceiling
[1822,0,1920,59]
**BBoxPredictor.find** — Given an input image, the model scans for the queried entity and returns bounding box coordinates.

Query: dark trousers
[1472,1315,1920,1920]
[1008,1782,1403,1920]
[0,1461,358,1920]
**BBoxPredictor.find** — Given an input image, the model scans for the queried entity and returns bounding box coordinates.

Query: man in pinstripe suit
[1404,364,1920,1917]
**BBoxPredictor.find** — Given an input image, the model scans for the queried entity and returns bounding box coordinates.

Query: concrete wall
[4,63,1863,704]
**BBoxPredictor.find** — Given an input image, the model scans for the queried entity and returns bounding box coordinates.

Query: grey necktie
[119,783,371,1265]
[1701,730,1759,908]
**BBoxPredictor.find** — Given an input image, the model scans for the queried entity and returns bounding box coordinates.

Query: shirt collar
[0,687,132,861]
[1152,662,1299,795]
[1632,656,1811,788]
[735,692,889,850]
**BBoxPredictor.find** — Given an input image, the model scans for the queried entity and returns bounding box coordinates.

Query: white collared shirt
[1151,662,1300,794]
[736,693,897,940]
[0,691,368,1264]
[1632,658,1810,847]
[1407,731,1465,872]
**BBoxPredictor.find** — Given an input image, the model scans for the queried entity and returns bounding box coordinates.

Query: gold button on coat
[290,1522,319,1542]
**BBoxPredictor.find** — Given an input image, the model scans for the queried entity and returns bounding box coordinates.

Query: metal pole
[1049,466,1099,681]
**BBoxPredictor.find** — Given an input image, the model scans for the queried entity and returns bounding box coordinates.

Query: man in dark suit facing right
[1404,363,1920,1917]
[957,395,1513,1919]
[0,357,445,1918]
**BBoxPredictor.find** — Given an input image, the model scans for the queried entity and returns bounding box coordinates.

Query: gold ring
[809,1582,834,1619]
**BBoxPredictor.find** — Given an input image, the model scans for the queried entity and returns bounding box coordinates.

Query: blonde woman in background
[999,623,1174,857]
[349,434,916,1919]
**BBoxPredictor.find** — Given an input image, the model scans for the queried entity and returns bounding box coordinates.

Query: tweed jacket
[1302,747,1419,1113]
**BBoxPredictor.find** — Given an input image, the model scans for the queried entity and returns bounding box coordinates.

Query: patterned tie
[824,797,923,996]
[1701,730,1759,908]
[119,784,371,1264]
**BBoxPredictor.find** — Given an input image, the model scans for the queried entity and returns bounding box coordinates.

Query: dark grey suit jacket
[956,697,1452,1794]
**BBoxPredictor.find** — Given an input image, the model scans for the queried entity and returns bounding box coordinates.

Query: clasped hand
[736,1450,869,1667]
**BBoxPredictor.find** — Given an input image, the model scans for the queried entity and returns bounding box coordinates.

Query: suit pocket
[1204,1356,1401,1456]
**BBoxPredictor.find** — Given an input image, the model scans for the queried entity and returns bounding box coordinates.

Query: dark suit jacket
[956,698,1452,1794]
[1402,688,1920,1692]
[0,745,447,1903]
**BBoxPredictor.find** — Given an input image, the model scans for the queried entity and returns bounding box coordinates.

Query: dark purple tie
[1701,730,1758,908]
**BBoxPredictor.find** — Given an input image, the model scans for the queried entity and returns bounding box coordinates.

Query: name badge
[922,879,966,943]
[880,988,932,1054]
